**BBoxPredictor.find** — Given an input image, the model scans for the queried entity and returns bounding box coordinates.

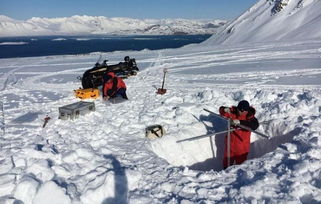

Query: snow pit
[149,114,301,171]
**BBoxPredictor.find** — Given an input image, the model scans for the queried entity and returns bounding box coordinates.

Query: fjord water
[0,35,211,58]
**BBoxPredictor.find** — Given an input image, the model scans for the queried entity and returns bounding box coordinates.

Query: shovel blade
[157,88,167,95]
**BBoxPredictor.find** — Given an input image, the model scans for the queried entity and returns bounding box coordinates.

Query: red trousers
[223,153,248,169]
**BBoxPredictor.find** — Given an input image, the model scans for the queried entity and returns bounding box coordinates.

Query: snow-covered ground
[1,38,321,203]
[2,0,321,203]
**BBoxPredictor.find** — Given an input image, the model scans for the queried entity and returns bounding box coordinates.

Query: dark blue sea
[0,35,211,59]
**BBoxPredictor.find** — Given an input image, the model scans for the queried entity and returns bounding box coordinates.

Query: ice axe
[157,68,167,95]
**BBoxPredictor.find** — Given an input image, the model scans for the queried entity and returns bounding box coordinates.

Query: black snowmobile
[81,56,139,89]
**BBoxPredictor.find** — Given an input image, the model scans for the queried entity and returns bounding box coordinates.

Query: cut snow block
[145,125,165,139]
[58,101,95,120]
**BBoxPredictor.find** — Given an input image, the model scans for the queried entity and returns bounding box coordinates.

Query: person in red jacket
[102,72,128,100]
[219,100,259,169]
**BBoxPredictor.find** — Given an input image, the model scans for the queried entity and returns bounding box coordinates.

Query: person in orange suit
[219,100,259,169]
[102,72,128,100]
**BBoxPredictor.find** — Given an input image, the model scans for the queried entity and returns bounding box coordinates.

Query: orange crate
[74,88,100,99]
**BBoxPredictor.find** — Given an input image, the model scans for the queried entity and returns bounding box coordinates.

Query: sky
[0,0,258,20]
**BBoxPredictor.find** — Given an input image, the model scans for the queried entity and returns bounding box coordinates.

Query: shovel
[157,68,167,95]
[42,115,51,128]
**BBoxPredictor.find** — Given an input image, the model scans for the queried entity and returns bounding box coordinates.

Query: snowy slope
[0,15,226,37]
[1,0,321,203]
[0,39,321,203]
[204,0,321,45]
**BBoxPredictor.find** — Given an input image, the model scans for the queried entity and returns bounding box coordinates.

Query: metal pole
[176,128,235,143]
[204,108,270,139]
[227,118,231,168]
[0,101,5,136]
[237,124,270,139]
[204,108,224,118]
[203,108,232,167]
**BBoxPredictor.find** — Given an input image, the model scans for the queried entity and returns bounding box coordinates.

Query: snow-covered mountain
[204,0,321,45]
[0,15,227,37]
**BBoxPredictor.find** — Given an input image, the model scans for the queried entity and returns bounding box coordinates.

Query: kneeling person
[102,72,128,100]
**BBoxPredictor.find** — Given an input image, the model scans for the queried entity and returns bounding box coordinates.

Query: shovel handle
[161,69,167,89]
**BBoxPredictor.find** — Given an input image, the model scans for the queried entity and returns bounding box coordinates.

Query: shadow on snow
[188,114,302,171]
[102,154,128,204]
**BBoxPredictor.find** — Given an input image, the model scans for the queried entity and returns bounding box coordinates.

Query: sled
[74,88,100,100]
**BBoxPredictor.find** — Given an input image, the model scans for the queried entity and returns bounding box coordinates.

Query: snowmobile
[81,56,139,89]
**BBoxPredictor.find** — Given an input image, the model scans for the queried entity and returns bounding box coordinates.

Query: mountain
[0,15,227,37]
[204,0,321,45]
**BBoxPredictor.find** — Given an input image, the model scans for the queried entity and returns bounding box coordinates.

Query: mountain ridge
[203,0,321,45]
[0,15,227,37]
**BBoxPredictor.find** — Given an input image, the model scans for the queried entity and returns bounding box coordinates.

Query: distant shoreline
[0,33,214,38]
[0,34,211,59]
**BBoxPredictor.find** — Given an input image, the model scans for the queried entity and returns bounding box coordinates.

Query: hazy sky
[0,0,258,20]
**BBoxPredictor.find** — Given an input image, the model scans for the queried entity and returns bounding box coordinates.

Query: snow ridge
[203,0,321,45]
